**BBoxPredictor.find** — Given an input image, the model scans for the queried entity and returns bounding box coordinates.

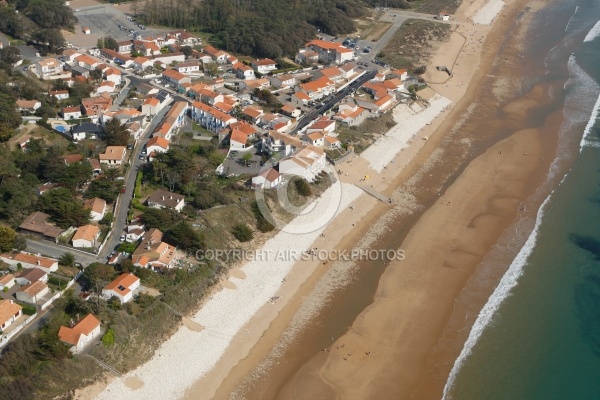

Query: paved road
[109,77,131,111]
[26,239,102,265]
[98,101,173,259]
[291,70,376,135]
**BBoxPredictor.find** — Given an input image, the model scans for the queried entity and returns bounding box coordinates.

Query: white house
[14,268,48,285]
[35,58,62,79]
[0,252,58,273]
[296,76,335,100]
[0,274,16,290]
[145,136,170,155]
[269,74,296,89]
[49,90,69,100]
[303,131,325,147]
[0,300,22,331]
[96,81,116,94]
[71,225,100,248]
[251,58,277,74]
[16,281,49,304]
[146,189,185,212]
[102,273,140,303]
[192,101,237,133]
[58,314,101,353]
[83,197,107,222]
[62,106,82,120]
[175,60,200,74]
[232,62,255,80]
[251,168,283,190]
[278,145,326,182]
[99,146,127,167]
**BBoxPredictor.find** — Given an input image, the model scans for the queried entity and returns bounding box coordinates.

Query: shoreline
[201,0,576,398]
[78,0,542,398]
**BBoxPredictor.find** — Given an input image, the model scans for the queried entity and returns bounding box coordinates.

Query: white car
[119,235,126,242]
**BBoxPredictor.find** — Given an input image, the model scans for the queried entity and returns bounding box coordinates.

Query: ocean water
[443,0,600,399]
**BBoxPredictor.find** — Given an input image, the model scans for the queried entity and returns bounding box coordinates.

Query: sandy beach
[197,0,568,398]
[76,0,568,398]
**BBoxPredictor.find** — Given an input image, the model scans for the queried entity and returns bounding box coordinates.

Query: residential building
[82,95,113,116]
[295,49,319,65]
[339,62,357,79]
[133,57,155,73]
[232,62,255,80]
[0,274,16,290]
[162,69,192,87]
[303,131,325,147]
[141,90,171,116]
[71,225,100,248]
[74,54,99,70]
[151,101,188,141]
[281,104,301,118]
[99,48,134,67]
[291,92,311,107]
[61,49,81,63]
[315,66,343,82]
[333,99,369,126]
[131,228,177,270]
[35,58,62,79]
[62,106,82,120]
[0,300,22,331]
[262,130,302,157]
[16,100,41,113]
[241,106,264,124]
[0,253,58,273]
[175,60,200,74]
[303,39,354,64]
[62,154,83,165]
[15,268,47,285]
[251,168,282,190]
[242,78,270,91]
[306,117,336,134]
[279,145,327,182]
[16,281,49,304]
[146,136,169,156]
[251,58,277,74]
[83,198,107,222]
[324,135,341,149]
[126,222,145,243]
[18,212,64,242]
[192,102,237,133]
[102,273,140,303]
[49,90,69,100]
[58,314,101,353]
[99,146,127,167]
[296,76,335,100]
[146,189,185,212]
[71,123,103,141]
[104,67,122,85]
[269,74,296,89]
[117,40,133,53]
[96,81,116,94]
[202,45,228,64]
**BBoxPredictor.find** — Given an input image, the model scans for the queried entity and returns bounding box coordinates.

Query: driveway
[221,148,263,176]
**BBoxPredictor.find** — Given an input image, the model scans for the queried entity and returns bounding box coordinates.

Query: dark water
[444,0,600,398]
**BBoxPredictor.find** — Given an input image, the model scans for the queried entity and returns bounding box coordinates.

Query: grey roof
[71,123,104,135]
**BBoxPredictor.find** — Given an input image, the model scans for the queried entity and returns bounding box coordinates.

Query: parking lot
[64,3,169,48]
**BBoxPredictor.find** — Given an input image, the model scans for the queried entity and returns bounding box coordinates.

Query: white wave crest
[584,20,600,42]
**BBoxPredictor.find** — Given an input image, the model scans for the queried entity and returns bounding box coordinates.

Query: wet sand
[200,0,570,398]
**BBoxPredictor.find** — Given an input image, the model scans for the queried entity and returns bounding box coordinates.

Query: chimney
[161,196,165,200]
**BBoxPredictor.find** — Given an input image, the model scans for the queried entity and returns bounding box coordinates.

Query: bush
[231,223,253,242]
[251,201,275,233]
[20,303,37,315]
[100,212,114,225]
[294,179,312,197]
[2,287,8,293]
[102,328,115,347]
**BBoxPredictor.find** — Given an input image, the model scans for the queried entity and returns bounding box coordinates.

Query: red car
[121,187,126,193]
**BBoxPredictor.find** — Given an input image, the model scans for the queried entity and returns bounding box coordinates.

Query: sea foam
[583,20,600,42]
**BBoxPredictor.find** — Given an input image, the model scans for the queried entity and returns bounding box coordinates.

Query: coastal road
[98,101,173,259]
[26,239,102,265]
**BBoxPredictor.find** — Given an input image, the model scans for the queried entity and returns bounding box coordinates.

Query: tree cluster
[140,0,364,58]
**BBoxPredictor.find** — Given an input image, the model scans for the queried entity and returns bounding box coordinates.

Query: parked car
[119,235,126,242]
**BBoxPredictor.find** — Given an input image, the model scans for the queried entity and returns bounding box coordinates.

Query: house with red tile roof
[296,76,335,100]
[0,300,22,331]
[58,314,101,353]
[102,273,140,303]
[251,167,282,190]
[233,62,255,80]
[71,225,100,248]
[251,58,277,74]
[0,252,58,273]
[83,197,107,222]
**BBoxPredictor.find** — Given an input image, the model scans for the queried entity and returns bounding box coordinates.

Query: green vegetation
[102,328,115,347]
[0,225,17,252]
[104,119,131,147]
[38,188,91,229]
[0,0,75,54]
[141,0,364,58]
[231,223,253,242]
[251,200,275,233]
[58,252,75,267]
[294,178,312,197]
[336,111,397,153]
